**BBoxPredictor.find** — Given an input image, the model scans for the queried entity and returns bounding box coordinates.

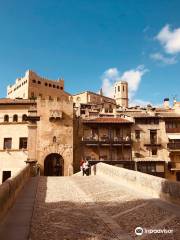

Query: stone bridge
[0,163,180,240]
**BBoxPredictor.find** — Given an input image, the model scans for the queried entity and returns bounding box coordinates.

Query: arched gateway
[44,153,64,176]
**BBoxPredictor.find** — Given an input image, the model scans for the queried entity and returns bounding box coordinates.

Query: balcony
[144,139,161,147]
[81,136,131,146]
[167,142,180,150]
[166,128,180,133]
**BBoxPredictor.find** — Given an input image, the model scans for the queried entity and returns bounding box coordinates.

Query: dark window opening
[4,138,12,149]
[19,137,28,149]
[22,114,27,122]
[53,136,56,143]
[13,114,18,122]
[49,84,52,87]
[45,82,48,86]
[135,130,140,140]
[32,79,36,83]
[57,86,60,89]
[2,171,11,182]
[53,84,56,88]
[38,81,41,84]
[150,130,157,144]
[60,87,63,90]
[4,115,9,122]
[152,148,157,156]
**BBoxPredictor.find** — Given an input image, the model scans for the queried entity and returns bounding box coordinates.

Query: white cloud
[120,65,148,99]
[150,52,177,65]
[156,24,180,54]
[101,65,148,100]
[104,68,119,79]
[101,77,114,98]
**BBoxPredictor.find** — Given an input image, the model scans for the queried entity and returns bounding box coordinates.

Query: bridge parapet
[0,165,31,221]
[92,163,180,205]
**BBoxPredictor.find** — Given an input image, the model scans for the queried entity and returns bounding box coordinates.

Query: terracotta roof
[73,91,116,102]
[126,112,159,118]
[0,98,35,105]
[158,112,180,118]
[83,117,132,124]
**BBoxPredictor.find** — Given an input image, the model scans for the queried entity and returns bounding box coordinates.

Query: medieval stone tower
[114,81,128,108]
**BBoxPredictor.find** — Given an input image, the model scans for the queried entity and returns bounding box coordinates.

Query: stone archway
[44,153,64,176]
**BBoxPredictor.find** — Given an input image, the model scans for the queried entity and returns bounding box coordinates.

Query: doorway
[44,153,64,176]
[176,172,180,181]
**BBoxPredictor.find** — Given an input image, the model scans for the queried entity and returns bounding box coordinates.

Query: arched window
[53,136,56,143]
[4,115,9,122]
[13,114,18,122]
[22,114,27,122]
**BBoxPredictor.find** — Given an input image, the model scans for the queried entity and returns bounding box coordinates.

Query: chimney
[163,98,170,108]
[99,88,103,96]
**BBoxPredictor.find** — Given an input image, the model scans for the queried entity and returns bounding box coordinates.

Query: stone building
[0,71,75,183]
[0,70,180,183]
[7,70,66,100]
[0,99,33,183]
[80,116,134,169]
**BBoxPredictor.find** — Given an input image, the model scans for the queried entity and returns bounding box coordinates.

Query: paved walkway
[0,175,180,240]
[30,176,180,240]
[0,177,38,240]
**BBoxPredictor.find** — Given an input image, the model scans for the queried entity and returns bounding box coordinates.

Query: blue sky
[0,0,180,106]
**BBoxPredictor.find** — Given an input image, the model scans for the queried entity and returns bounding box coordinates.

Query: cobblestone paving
[30,176,180,240]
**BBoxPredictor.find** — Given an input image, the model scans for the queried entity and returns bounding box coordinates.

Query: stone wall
[0,164,31,221]
[92,163,180,205]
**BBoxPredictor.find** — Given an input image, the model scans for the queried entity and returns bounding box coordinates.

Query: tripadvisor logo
[135,226,173,236]
[135,227,143,236]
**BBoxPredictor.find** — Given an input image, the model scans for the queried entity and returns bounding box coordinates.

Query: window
[53,136,56,143]
[123,86,125,92]
[2,171,11,182]
[45,82,48,86]
[4,115,9,122]
[49,83,52,87]
[135,130,140,140]
[57,86,60,89]
[60,87,63,90]
[32,79,36,83]
[150,130,157,144]
[13,114,18,122]
[152,148,157,156]
[38,81,41,84]
[53,84,56,88]
[22,114,27,122]
[4,138,12,149]
[49,96,53,100]
[118,86,120,92]
[19,137,28,149]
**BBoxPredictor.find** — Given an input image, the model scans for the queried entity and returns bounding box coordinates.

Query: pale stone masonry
[0,70,180,183]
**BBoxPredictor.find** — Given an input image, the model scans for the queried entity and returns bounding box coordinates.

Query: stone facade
[0,70,180,183]
[7,70,66,100]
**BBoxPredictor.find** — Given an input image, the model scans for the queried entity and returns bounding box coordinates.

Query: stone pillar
[28,123,37,161]
[27,107,40,163]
